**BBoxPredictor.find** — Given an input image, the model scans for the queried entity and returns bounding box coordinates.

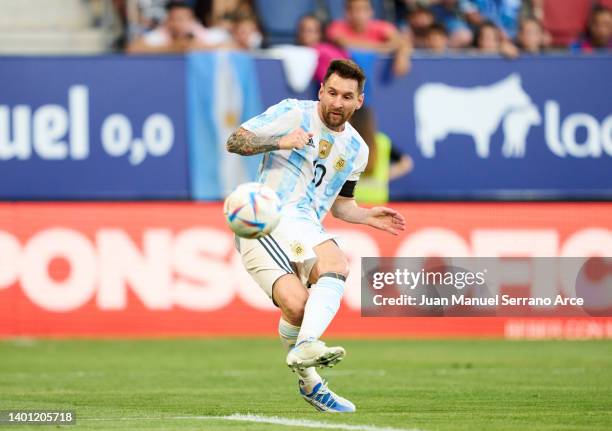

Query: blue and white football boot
[300,379,356,413]
[286,338,345,370]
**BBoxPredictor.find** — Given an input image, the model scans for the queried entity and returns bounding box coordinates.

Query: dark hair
[298,14,321,26]
[520,16,543,29]
[516,17,544,51]
[408,4,433,17]
[296,14,322,44]
[231,11,257,25]
[427,23,448,37]
[592,4,612,18]
[477,20,498,32]
[584,5,612,42]
[322,59,366,94]
[297,14,322,31]
[166,0,192,12]
[474,20,499,47]
[345,0,371,9]
[589,4,612,28]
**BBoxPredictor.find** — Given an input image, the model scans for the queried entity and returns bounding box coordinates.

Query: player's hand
[279,128,313,151]
[365,206,406,236]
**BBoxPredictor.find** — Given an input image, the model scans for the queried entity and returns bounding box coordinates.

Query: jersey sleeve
[347,137,369,182]
[241,98,302,137]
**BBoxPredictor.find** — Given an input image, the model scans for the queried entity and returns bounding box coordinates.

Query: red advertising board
[0,202,611,339]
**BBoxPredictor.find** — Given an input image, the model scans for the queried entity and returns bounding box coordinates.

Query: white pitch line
[81,413,428,431]
[174,413,427,431]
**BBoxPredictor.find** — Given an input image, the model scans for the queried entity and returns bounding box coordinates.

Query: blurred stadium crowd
[2,1,610,67]
[117,0,612,61]
[111,0,611,199]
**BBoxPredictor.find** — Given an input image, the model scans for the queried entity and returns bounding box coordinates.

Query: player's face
[318,73,364,131]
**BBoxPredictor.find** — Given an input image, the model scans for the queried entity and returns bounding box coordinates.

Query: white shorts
[236,215,338,302]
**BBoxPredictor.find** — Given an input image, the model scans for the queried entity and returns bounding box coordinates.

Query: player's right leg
[236,235,342,375]
[273,275,325,396]
[237,234,353,413]
[274,276,354,413]
[273,274,345,371]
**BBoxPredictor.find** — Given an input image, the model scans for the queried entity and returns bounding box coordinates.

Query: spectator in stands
[349,107,413,205]
[516,17,546,54]
[111,0,129,48]
[430,0,473,48]
[395,0,437,18]
[127,0,227,53]
[571,5,612,52]
[297,15,349,83]
[135,0,169,31]
[474,20,519,57]
[425,23,450,53]
[113,0,166,44]
[460,0,523,39]
[327,0,411,76]
[530,0,592,48]
[194,0,254,28]
[229,13,262,50]
[405,5,435,49]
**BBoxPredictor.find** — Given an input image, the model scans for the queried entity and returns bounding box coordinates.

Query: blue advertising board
[0,56,189,199]
[371,55,612,200]
[1,54,610,201]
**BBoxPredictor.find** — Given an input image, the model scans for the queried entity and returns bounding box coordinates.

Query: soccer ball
[223,182,281,239]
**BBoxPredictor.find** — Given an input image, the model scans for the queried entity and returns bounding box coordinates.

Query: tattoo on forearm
[226,128,280,155]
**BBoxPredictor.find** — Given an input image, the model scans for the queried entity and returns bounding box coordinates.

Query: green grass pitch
[0,338,610,430]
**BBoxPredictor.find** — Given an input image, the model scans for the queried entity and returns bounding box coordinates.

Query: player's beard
[323,106,351,130]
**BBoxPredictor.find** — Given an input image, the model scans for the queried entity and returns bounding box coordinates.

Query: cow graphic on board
[414,74,539,158]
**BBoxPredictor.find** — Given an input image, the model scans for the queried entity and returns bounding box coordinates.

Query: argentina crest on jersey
[318,139,333,159]
[333,156,347,171]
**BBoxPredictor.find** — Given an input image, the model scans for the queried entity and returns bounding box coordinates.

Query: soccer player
[226,59,405,412]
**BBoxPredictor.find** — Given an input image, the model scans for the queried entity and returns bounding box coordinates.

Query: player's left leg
[278,318,322,395]
[283,316,355,413]
[296,239,349,344]
[273,274,325,394]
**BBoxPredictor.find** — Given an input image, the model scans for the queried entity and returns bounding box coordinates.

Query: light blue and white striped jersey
[241,99,369,222]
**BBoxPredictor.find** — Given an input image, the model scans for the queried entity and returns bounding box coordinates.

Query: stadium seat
[542,0,592,46]
[255,0,317,46]
[0,0,108,54]
[325,0,387,21]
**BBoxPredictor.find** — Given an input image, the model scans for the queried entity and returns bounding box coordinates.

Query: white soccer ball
[223,182,281,239]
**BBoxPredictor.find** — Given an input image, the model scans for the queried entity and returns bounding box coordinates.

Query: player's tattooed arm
[227,127,313,154]
[226,128,280,155]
